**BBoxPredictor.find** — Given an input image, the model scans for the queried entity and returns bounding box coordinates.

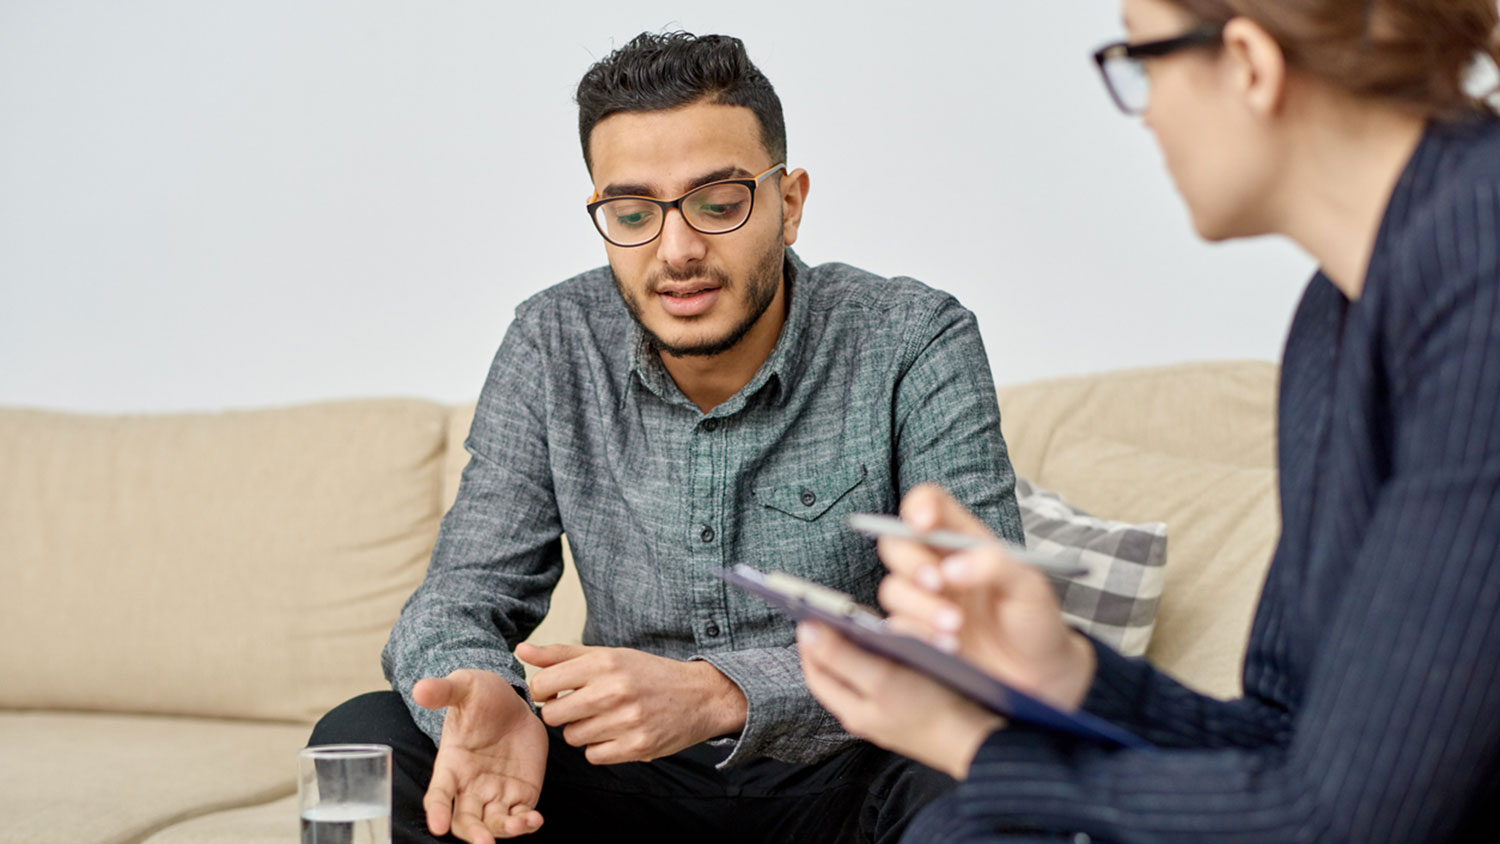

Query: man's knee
[309,690,413,746]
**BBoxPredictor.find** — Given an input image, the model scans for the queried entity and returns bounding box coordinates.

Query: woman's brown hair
[1166,0,1500,118]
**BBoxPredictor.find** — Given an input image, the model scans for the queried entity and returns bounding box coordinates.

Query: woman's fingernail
[935,607,962,632]
[797,623,818,644]
[916,565,942,591]
[933,633,959,653]
[942,555,971,581]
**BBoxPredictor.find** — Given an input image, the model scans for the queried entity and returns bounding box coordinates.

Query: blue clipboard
[718,564,1151,751]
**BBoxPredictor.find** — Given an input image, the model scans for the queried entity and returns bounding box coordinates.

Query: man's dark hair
[575,32,787,173]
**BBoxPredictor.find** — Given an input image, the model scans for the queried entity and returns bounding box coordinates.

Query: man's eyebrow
[600,166,753,199]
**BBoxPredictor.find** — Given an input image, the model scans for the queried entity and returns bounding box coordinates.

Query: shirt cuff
[693,645,854,768]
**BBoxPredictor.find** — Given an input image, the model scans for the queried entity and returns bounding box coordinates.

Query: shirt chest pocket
[752,461,869,522]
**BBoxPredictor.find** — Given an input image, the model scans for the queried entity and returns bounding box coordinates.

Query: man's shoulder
[800,259,971,338]
[513,266,622,325]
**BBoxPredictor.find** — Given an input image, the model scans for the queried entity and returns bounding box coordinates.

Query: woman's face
[1125,0,1279,241]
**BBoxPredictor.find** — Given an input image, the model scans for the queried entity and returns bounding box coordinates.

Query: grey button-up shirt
[383,248,1023,767]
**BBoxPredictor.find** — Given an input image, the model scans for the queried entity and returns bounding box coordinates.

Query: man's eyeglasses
[586,163,786,248]
[1092,26,1224,115]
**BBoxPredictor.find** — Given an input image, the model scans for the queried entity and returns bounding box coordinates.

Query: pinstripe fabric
[941,117,1500,843]
[381,249,1024,770]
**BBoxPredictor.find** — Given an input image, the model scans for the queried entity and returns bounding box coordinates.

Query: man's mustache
[648,265,732,291]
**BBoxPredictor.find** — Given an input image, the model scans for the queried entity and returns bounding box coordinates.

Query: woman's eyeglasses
[1092,26,1224,115]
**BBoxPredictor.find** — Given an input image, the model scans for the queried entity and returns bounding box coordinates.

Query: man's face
[587,101,799,358]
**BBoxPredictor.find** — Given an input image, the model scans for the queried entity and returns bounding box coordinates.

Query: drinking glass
[298,744,392,844]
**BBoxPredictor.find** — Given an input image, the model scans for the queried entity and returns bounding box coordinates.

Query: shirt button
[800,488,816,507]
[700,525,715,543]
[703,419,719,432]
[705,621,721,637]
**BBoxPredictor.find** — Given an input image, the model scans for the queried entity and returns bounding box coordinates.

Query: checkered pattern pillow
[1016,477,1168,657]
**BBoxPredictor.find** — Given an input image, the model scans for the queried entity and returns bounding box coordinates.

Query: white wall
[0,0,1315,414]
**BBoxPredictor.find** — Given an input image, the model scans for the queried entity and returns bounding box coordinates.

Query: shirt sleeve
[893,293,1025,544]
[381,311,564,745]
[945,187,1500,842]
[695,645,856,766]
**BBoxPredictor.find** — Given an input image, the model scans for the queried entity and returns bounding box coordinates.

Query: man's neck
[660,281,788,413]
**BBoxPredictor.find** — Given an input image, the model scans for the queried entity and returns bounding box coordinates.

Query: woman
[798,0,1500,840]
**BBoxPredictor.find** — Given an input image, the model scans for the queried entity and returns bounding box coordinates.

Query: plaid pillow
[1016,477,1168,657]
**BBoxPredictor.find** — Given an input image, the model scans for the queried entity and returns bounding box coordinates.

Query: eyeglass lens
[594,182,755,247]
[1104,54,1149,113]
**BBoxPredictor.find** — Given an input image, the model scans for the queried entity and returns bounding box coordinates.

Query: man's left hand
[517,643,748,765]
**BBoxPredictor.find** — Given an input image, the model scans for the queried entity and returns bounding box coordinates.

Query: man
[311,31,1023,843]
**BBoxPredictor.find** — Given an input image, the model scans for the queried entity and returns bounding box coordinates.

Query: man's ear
[779,168,811,246]
[1222,16,1287,119]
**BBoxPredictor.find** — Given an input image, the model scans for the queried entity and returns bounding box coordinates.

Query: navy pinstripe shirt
[946,117,1500,842]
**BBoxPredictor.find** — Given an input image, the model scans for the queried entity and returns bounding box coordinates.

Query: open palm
[414,669,549,842]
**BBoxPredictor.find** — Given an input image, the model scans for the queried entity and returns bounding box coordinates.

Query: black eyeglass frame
[1091,25,1225,115]
[585,163,787,248]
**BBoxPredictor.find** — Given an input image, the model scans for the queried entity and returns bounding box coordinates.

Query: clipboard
[717,564,1151,750]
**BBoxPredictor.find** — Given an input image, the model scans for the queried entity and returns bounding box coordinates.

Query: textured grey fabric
[382,248,1023,768]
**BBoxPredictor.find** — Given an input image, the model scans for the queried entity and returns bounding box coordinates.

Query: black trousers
[310,691,955,843]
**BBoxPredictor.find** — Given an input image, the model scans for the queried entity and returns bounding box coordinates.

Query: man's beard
[612,236,784,359]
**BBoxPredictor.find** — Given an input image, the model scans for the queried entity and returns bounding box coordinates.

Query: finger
[874,532,946,585]
[526,652,599,703]
[797,628,875,731]
[885,614,959,653]
[560,712,623,748]
[900,483,994,537]
[453,788,494,844]
[583,738,642,766]
[483,800,543,839]
[422,767,457,836]
[879,575,963,634]
[940,546,1033,593]
[540,683,609,728]
[501,808,544,838]
[413,676,458,711]
[541,684,613,731]
[455,813,496,844]
[515,642,591,669]
[513,808,544,836]
[878,484,998,588]
[797,622,894,695]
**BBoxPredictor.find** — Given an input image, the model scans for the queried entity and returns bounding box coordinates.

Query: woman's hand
[879,484,1097,712]
[797,620,1004,779]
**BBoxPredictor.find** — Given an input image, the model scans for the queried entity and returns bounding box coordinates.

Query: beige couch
[0,360,1280,844]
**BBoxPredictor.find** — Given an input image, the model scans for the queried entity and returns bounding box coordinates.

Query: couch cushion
[0,711,307,844]
[142,795,299,844]
[1017,478,1168,658]
[997,361,1280,699]
[0,400,448,722]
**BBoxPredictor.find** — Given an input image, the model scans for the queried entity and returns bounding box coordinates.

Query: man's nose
[655,208,708,269]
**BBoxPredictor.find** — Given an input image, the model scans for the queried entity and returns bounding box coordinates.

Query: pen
[846,512,1091,579]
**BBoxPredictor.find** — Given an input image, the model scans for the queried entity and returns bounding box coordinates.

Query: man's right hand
[412,669,548,842]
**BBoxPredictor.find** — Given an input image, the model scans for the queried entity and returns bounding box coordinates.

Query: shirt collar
[626,247,811,415]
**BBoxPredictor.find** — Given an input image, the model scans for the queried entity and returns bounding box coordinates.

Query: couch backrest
[0,400,448,723]
[997,360,1280,698]
[1,361,1278,724]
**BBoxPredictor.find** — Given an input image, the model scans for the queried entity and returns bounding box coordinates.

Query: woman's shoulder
[1379,117,1500,298]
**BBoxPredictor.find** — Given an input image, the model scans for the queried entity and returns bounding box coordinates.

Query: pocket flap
[754,462,868,522]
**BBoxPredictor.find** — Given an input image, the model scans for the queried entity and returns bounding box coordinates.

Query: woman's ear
[1222,16,1288,119]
